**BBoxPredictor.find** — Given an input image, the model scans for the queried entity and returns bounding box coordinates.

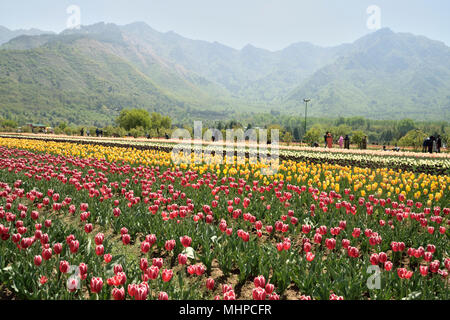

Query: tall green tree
[398,129,427,151]
[116,109,151,131]
[397,119,416,138]
[304,127,322,144]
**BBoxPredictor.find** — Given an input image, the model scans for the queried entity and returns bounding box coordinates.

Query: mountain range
[0,22,449,125]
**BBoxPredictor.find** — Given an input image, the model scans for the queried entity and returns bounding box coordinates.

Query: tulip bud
[206,278,215,290]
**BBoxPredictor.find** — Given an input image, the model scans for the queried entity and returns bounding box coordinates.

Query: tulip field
[0,136,449,300]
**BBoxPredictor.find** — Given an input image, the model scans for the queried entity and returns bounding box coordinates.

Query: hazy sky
[1,0,449,50]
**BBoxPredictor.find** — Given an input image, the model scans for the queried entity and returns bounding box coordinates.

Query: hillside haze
[0,22,449,125]
[0,26,54,45]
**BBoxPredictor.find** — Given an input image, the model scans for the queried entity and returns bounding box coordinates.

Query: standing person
[86,129,90,137]
[422,137,429,153]
[432,136,437,153]
[436,135,442,153]
[326,132,333,148]
[344,135,350,149]
[80,128,84,136]
[428,136,434,153]
[324,132,328,148]
[362,136,367,150]
[338,136,344,148]
[96,128,100,137]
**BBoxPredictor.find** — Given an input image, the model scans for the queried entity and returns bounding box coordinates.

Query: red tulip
[303,241,312,252]
[306,252,315,262]
[79,263,88,276]
[178,254,187,265]
[94,233,104,245]
[165,239,176,251]
[69,240,79,253]
[313,233,322,244]
[140,258,148,271]
[195,264,206,276]
[135,285,148,300]
[158,291,168,300]
[152,258,163,268]
[430,260,440,273]
[329,293,344,300]
[341,239,350,249]
[42,248,52,260]
[112,287,125,300]
[162,269,173,282]
[254,275,265,288]
[378,252,387,263]
[95,245,104,256]
[147,265,159,280]
[265,283,274,294]
[419,265,429,276]
[224,290,236,300]
[34,255,42,266]
[179,236,192,248]
[138,241,151,254]
[113,208,121,217]
[206,278,215,290]
[325,238,336,250]
[269,293,280,300]
[31,211,39,220]
[283,239,291,250]
[384,261,393,271]
[122,234,131,245]
[104,254,112,263]
[187,265,196,275]
[370,253,379,265]
[348,246,359,258]
[423,251,433,262]
[90,277,103,293]
[252,287,266,300]
[59,260,70,273]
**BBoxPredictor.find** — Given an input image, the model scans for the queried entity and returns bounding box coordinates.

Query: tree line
[1,110,448,151]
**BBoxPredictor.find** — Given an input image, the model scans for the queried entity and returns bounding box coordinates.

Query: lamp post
[303,98,311,143]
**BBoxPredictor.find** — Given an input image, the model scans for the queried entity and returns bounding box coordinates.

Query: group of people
[423,135,442,153]
[320,132,352,149]
[79,128,103,137]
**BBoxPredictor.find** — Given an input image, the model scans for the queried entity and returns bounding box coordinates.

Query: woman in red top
[326,133,333,148]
